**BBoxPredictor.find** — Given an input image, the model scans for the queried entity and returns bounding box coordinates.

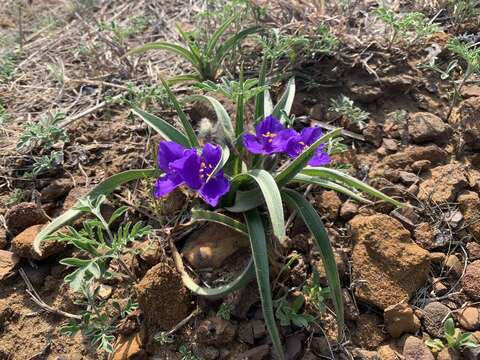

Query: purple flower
[285,127,331,166]
[153,141,230,207]
[243,115,296,155]
[153,141,188,198]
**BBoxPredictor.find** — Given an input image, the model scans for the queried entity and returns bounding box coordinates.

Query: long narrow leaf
[131,108,190,147]
[171,211,253,297]
[282,189,344,339]
[206,16,236,57]
[191,209,247,234]
[175,24,203,66]
[213,26,262,68]
[172,239,255,297]
[272,77,295,122]
[301,167,403,207]
[244,209,284,360]
[247,170,286,244]
[275,128,342,187]
[293,174,372,204]
[33,169,159,254]
[254,55,268,121]
[127,42,200,69]
[160,78,199,148]
[263,90,274,118]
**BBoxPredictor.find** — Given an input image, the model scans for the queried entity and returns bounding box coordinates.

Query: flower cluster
[243,115,331,166]
[154,116,331,207]
[153,141,230,207]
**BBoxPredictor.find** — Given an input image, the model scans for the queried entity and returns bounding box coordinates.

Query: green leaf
[293,174,372,204]
[301,167,404,207]
[174,208,254,297]
[264,90,273,118]
[225,187,263,212]
[33,169,159,254]
[206,16,237,57]
[159,78,199,148]
[246,170,286,244]
[60,258,92,267]
[282,189,344,339]
[191,209,248,234]
[172,243,255,298]
[127,42,200,69]
[188,95,235,139]
[275,128,342,188]
[255,55,268,121]
[444,318,455,337]
[166,73,202,85]
[131,108,190,147]
[272,77,295,123]
[244,209,284,360]
[213,26,262,69]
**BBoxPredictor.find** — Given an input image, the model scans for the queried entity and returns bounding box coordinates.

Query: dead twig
[19,267,81,320]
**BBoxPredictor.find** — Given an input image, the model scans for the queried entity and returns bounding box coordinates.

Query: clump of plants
[51,195,151,351]
[446,38,480,118]
[330,95,370,130]
[34,66,401,357]
[373,7,441,48]
[16,111,68,177]
[128,16,260,82]
[425,318,477,353]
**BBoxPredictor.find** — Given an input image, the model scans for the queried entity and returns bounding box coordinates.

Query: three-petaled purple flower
[243,115,296,155]
[285,127,331,166]
[154,142,230,207]
[243,116,331,166]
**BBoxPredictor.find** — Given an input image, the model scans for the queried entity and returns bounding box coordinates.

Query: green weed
[374,7,441,47]
[425,318,477,351]
[53,196,152,352]
[17,112,68,151]
[330,95,369,129]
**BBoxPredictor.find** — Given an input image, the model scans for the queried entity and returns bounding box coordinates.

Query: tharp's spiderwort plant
[33,73,403,359]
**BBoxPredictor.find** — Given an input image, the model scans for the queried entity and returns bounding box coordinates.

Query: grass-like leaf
[173,210,254,297]
[301,167,403,207]
[244,209,285,360]
[213,26,262,69]
[275,128,342,187]
[131,108,190,147]
[272,77,295,122]
[282,189,344,339]
[128,42,200,69]
[247,170,286,245]
[206,16,237,57]
[160,78,199,148]
[191,209,247,234]
[33,169,159,254]
[255,55,268,121]
[293,174,372,204]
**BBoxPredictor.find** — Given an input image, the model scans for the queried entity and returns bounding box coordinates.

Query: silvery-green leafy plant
[374,7,441,48]
[34,72,402,358]
[128,16,260,82]
[51,195,150,352]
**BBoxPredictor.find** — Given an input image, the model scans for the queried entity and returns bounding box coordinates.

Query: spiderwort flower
[153,141,188,197]
[285,127,332,166]
[243,115,296,155]
[153,142,230,207]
